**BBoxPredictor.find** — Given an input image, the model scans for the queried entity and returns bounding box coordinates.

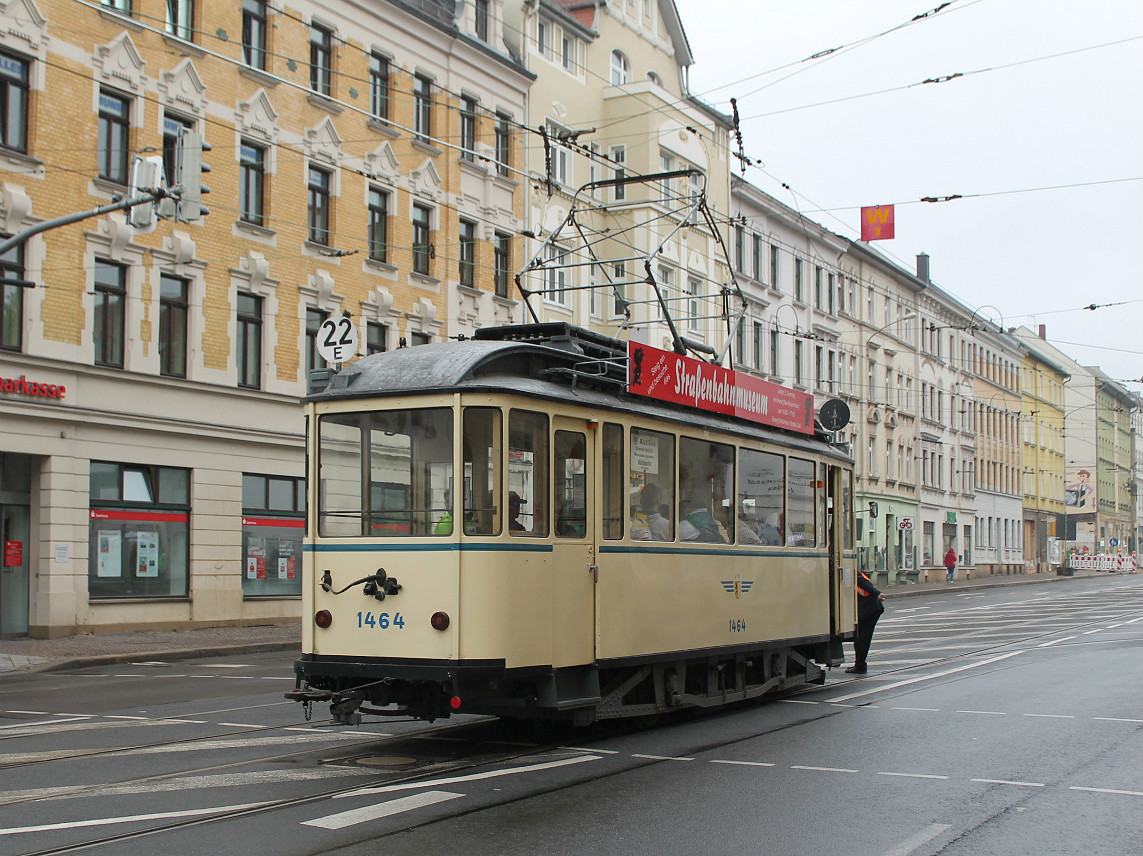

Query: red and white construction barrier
[1068,553,1137,573]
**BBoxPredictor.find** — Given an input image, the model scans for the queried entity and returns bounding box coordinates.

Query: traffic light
[176,130,211,222]
[127,154,165,230]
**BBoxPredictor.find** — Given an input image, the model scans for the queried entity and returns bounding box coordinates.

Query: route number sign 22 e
[316,317,359,364]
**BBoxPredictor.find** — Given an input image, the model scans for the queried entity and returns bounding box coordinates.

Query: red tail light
[315,609,332,628]
[449,696,462,710]
[430,611,450,631]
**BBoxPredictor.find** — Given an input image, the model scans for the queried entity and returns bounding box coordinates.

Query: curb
[4,641,300,678]
[884,573,1089,599]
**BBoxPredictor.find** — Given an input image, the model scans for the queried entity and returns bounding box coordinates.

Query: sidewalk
[0,569,1122,675]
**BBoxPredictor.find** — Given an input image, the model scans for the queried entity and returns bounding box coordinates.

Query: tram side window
[462,407,501,535]
[842,469,854,551]
[738,449,784,546]
[317,408,453,537]
[508,410,549,535]
[555,430,587,538]
[602,423,624,539]
[679,437,734,543]
[629,428,674,541]
[787,457,816,547]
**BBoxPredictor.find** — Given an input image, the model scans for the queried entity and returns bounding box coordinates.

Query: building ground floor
[918,494,976,583]
[1023,509,1060,574]
[974,490,1025,577]
[1,358,305,639]
[855,491,919,586]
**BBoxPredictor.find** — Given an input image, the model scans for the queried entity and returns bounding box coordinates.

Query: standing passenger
[846,570,885,674]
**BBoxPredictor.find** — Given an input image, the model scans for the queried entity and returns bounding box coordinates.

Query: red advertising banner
[860,205,895,241]
[627,341,815,435]
[4,541,22,567]
[89,509,188,523]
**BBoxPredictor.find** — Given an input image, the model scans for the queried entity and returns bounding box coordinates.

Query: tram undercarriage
[288,637,844,726]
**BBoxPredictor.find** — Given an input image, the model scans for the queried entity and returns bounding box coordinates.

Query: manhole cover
[355,756,417,767]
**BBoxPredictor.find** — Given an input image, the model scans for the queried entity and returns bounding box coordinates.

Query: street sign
[898,517,914,531]
[316,317,359,364]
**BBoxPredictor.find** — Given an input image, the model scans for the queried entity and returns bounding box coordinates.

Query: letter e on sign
[317,317,360,364]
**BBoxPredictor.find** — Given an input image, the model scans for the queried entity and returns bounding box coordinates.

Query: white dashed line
[632,754,693,761]
[892,707,940,712]
[303,791,463,830]
[971,778,1044,788]
[1023,713,1076,719]
[779,699,820,705]
[791,765,858,773]
[877,772,949,780]
[1069,786,1143,797]
[710,759,775,767]
[1092,717,1143,723]
[957,710,1006,716]
[883,824,953,856]
[561,746,619,754]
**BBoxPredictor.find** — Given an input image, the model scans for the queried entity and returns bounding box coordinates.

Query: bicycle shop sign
[0,373,68,400]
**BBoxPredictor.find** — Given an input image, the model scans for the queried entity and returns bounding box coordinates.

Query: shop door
[551,419,595,668]
[1,504,30,637]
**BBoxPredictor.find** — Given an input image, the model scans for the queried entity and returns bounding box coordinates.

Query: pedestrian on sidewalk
[944,546,958,582]
[847,570,885,674]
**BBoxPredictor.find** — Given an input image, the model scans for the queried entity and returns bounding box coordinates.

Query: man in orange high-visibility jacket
[847,571,886,674]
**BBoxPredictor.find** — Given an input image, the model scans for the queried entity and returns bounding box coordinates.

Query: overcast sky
[675,0,1142,395]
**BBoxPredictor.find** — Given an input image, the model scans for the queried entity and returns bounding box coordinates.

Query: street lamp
[866,312,918,351]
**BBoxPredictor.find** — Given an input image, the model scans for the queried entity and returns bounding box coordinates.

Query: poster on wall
[1065,467,1096,509]
[278,540,297,580]
[135,531,159,578]
[97,530,122,578]
[246,536,266,580]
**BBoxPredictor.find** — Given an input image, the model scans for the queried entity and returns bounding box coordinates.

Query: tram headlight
[430,611,450,631]
[315,609,333,629]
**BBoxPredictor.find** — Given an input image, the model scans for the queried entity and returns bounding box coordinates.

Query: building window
[0,51,30,153]
[687,276,700,331]
[459,96,477,161]
[494,231,511,298]
[237,292,262,389]
[239,140,265,225]
[89,462,190,598]
[98,91,130,184]
[751,235,761,282]
[770,245,780,292]
[794,258,804,302]
[241,473,305,596]
[366,321,388,354]
[544,245,568,305]
[367,187,388,262]
[562,34,574,71]
[458,218,476,287]
[309,24,332,96]
[101,0,132,12]
[794,340,804,386]
[161,114,193,195]
[0,242,23,351]
[307,165,331,245]
[412,203,432,275]
[770,328,780,376]
[814,266,823,310]
[369,53,389,119]
[547,123,570,185]
[305,307,328,378]
[414,74,432,140]
[495,112,511,176]
[241,0,267,69]
[475,0,489,41]
[733,224,744,272]
[658,149,674,201]
[93,260,125,368]
[610,145,625,200]
[537,20,547,57]
[158,274,187,378]
[610,50,629,85]
[165,0,194,41]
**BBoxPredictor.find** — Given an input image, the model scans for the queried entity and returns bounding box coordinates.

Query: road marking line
[883,823,953,856]
[1081,629,1105,635]
[878,772,949,780]
[710,760,775,767]
[1023,713,1076,719]
[829,651,1024,703]
[779,699,819,705]
[957,710,1006,716]
[103,715,149,720]
[971,778,1044,788]
[337,754,604,798]
[1092,717,1143,723]
[218,722,269,728]
[0,802,267,836]
[1069,786,1143,797]
[791,765,857,773]
[892,707,940,712]
[1037,636,1076,647]
[632,754,693,761]
[5,710,48,715]
[303,791,463,830]
[561,746,619,754]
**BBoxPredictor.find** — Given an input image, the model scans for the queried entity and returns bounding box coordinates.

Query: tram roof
[307,326,851,462]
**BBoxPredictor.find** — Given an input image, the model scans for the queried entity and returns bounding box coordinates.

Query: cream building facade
[0,0,529,636]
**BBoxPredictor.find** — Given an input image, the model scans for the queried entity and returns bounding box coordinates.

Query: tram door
[551,419,595,667]
[827,465,857,637]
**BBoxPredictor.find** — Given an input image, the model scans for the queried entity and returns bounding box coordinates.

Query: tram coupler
[285,688,333,703]
[329,694,365,726]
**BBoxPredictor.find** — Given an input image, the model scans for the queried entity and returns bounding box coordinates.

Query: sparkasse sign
[627,341,815,435]
[0,373,67,400]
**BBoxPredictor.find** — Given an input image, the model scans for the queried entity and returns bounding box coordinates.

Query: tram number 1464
[729,618,747,633]
[356,612,405,630]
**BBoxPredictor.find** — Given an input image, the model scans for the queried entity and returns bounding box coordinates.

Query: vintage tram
[287,323,857,725]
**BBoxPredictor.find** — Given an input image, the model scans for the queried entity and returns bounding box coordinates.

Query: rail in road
[0,577,1138,856]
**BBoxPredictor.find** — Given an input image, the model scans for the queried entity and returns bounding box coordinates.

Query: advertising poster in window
[246,536,266,580]
[631,433,659,475]
[135,531,159,577]
[277,539,297,580]
[97,530,122,577]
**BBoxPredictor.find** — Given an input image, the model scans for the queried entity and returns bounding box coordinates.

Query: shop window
[242,473,304,596]
[88,462,190,598]
[508,410,548,535]
[679,437,734,543]
[738,449,784,546]
[629,427,674,541]
[787,457,816,546]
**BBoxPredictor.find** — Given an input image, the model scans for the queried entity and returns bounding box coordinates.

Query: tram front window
[318,408,453,537]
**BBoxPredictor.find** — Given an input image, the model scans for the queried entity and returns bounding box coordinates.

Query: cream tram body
[292,326,857,724]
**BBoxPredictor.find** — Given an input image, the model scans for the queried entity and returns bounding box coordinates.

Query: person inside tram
[640,483,670,541]
[679,492,724,543]
[434,489,453,535]
[508,491,526,532]
[759,513,782,546]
